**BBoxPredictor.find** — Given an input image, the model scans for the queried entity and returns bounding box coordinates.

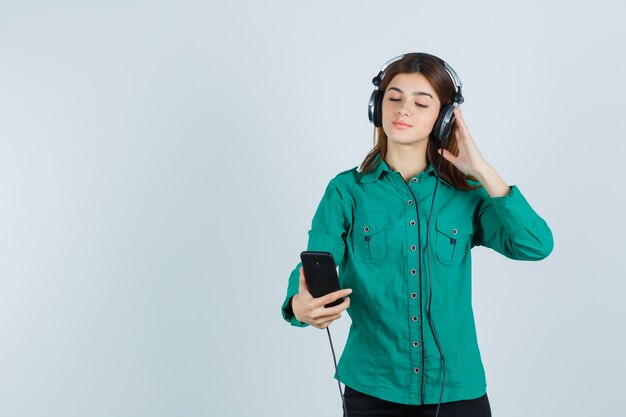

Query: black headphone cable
[404,154,445,416]
[426,147,449,417]
[326,326,348,417]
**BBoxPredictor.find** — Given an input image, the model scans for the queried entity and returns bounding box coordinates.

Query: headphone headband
[372,54,405,86]
[373,53,463,101]
[442,61,464,103]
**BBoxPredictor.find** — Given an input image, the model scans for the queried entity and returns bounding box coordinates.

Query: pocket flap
[436,217,473,239]
[354,214,389,237]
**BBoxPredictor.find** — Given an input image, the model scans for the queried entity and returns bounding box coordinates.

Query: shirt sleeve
[281,178,352,327]
[472,185,554,260]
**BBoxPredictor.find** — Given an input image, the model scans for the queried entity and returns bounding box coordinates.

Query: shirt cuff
[281,264,309,328]
[282,295,309,328]
[489,185,537,235]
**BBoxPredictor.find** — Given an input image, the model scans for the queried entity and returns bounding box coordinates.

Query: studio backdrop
[0,1,624,417]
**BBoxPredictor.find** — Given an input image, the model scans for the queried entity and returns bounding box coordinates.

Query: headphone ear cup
[368,90,376,125]
[373,90,383,127]
[432,104,456,141]
[368,90,384,127]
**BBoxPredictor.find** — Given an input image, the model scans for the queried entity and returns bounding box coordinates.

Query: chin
[387,135,429,146]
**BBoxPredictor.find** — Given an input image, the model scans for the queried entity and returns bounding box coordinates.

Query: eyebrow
[386,87,433,99]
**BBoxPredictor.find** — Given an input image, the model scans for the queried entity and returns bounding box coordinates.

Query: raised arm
[438,107,553,259]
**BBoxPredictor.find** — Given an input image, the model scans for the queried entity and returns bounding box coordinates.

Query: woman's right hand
[291,266,352,329]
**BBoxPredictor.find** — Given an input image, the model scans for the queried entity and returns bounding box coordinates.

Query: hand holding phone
[300,251,344,307]
[291,251,352,329]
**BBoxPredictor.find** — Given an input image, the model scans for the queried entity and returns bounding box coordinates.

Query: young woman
[281,52,553,417]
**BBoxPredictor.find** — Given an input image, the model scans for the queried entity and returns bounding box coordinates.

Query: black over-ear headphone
[367,53,464,141]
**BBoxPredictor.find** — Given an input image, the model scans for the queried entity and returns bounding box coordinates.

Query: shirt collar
[425,163,455,189]
[358,155,389,183]
[358,156,455,189]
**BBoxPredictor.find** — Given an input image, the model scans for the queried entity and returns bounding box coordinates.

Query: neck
[384,140,429,182]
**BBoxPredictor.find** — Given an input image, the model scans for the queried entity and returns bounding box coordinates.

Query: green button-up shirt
[281,158,553,405]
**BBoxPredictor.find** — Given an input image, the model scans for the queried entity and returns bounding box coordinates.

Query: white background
[1,1,625,416]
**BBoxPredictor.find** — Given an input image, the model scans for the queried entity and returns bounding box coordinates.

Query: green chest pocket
[435,217,473,266]
[352,214,389,263]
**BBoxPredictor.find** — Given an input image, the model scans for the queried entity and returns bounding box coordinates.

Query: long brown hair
[359,53,479,190]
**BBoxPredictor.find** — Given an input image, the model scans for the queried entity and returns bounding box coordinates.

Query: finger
[313,288,352,308]
[453,107,470,137]
[315,315,342,329]
[315,311,343,323]
[438,148,457,164]
[298,266,310,295]
[453,106,464,125]
[311,297,351,321]
[320,296,351,316]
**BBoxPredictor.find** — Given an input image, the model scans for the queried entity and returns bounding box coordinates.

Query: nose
[397,100,409,116]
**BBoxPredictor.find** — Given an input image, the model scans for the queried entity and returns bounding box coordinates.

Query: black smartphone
[300,251,344,308]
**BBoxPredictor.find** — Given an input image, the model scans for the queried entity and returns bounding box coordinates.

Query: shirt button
[410,245,417,251]
[409,220,416,226]
[410,292,417,299]
[413,341,419,347]
[411,177,419,183]
[410,269,417,275]
[407,200,413,206]
[414,367,421,374]
[451,228,458,235]
[363,226,370,233]
[411,315,418,322]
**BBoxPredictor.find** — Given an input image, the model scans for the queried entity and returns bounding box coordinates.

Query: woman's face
[381,72,441,147]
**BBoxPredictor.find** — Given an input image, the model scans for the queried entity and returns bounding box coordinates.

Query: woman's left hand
[437,107,490,178]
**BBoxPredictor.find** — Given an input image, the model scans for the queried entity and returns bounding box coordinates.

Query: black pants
[343,385,492,417]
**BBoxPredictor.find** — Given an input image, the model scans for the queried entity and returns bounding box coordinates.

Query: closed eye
[388,98,428,108]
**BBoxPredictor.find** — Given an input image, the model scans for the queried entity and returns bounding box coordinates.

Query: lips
[392,120,412,129]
